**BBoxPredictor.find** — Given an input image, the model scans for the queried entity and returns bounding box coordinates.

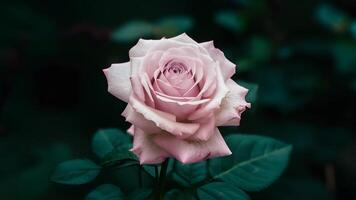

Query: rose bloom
[103,33,250,164]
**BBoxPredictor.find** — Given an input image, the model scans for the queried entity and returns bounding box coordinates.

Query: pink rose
[103,33,250,164]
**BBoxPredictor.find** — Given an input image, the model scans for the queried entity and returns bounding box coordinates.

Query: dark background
[0,0,355,199]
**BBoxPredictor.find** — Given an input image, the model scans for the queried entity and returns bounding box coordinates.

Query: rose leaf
[197,182,250,200]
[209,134,292,192]
[51,159,101,185]
[86,184,124,200]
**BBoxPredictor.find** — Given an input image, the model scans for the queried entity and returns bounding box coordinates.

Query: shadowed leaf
[51,159,101,185]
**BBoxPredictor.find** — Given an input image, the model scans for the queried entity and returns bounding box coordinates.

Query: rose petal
[130,127,169,164]
[154,95,198,121]
[103,62,131,102]
[155,93,210,105]
[129,37,197,58]
[129,33,211,59]
[130,75,146,101]
[127,125,134,136]
[171,33,212,57]
[158,46,202,64]
[143,51,164,78]
[216,79,250,126]
[139,73,155,103]
[170,33,199,45]
[188,116,216,141]
[200,41,236,80]
[155,79,182,97]
[196,62,217,98]
[129,95,200,138]
[183,62,204,97]
[129,39,155,58]
[130,57,144,75]
[122,105,161,134]
[153,128,231,164]
[188,62,229,120]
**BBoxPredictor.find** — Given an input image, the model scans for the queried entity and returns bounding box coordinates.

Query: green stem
[139,165,143,188]
[154,159,169,200]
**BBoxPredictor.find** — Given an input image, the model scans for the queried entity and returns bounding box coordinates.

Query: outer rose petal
[200,41,236,80]
[127,125,134,136]
[129,95,200,138]
[153,128,231,164]
[188,116,216,141]
[122,105,162,134]
[216,79,251,126]
[103,62,131,102]
[170,33,199,45]
[130,127,169,164]
[154,96,198,121]
[129,33,208,58]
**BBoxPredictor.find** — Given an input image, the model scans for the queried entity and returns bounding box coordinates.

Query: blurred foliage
[112,16,194,42]
[0,0,355,199]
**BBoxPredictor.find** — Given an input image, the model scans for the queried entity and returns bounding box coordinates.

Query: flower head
[103,33,250,164]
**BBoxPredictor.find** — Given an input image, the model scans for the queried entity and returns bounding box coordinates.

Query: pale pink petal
[130,75,145,101]
[196,62,217,98]
[155,79,181,97]
[173,74,199,96]
[129,37,198,58]
[188,116,216,141]
[154,96,198,121]
[139,73,155,103]
[130,56,144,74]
[188,62,229,120]
[103,62,131,102]
[153,128,231,164]
[129,39,155,58]
[158,46,202,63]
[129,95,200,138]
[183,63,204,97]
[130,127,169,164]
[155,94,210,105]
[170,33,199,45]
[143,51,164,78]
[202,81,217,98]
[170,33,211,57]
[216,79,251,126]
[122,105,161,134]
[127,125,134,136]
[200,41,236,80]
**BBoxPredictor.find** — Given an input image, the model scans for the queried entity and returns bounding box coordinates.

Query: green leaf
[91,128,131,159]
[101,150,138,168]
[197,182,250,200]
[214,10,246,32]
[86,184,124,200]
[112,21,153,42]
[51,159,101,185]
[210,134,292,191]
[127,188,152,200]
[170,161,207,187]
[92,129,138,168]
[165,189,197,200]
[154,16,194,37]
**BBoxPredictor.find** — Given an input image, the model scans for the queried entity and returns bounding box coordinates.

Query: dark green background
[0,0,355,199]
